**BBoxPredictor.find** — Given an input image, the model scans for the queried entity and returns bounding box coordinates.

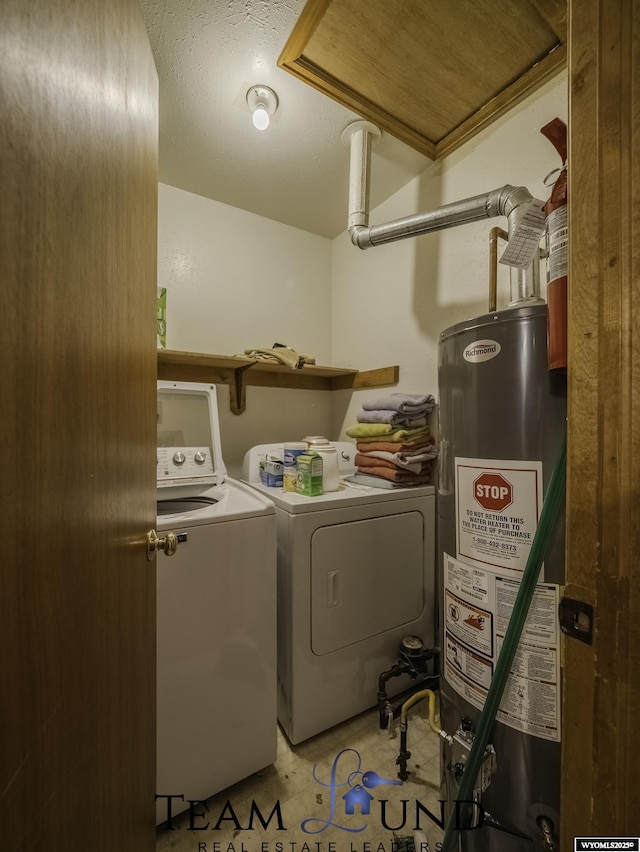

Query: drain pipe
[341,120,542,306]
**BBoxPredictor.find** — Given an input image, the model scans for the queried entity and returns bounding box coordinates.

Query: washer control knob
[173,451,186,465]
[194,451,206,465]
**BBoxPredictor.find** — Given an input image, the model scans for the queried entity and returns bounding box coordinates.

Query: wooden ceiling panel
[279,0,567,159]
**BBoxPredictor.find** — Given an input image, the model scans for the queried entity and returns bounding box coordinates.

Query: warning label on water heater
[443,552,560,742]
[455,457,543,572]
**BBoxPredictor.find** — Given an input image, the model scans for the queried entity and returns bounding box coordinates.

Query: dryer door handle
[327,570,340,607]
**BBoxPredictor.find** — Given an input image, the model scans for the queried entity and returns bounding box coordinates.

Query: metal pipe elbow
[348,225,373,249]
[488,185,534,238]
[488,185,533,219]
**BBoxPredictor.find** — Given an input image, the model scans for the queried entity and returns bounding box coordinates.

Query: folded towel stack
[345,393,437,488]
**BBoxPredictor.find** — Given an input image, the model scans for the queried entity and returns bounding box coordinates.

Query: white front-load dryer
[243,443,435,745]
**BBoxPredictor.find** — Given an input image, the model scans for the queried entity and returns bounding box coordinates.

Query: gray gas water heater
[438,305,566,851]
[342,121,568,851]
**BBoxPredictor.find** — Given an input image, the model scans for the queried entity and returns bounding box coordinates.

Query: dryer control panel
[157,445,215,486]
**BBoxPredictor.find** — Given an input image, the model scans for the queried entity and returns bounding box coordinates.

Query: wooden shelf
[157,350,399,414]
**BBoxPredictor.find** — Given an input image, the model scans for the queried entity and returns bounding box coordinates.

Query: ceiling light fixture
[246,85,278,131]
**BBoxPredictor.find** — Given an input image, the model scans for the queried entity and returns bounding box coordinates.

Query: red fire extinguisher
[541,117,568,371]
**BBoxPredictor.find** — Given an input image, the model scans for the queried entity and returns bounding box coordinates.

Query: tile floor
[156,702,445,852]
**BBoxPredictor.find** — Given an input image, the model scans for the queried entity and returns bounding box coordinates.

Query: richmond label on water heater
[463,339,502,363]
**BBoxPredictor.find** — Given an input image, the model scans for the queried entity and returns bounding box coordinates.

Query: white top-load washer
[155,383,276,826]
[242,442,435,745]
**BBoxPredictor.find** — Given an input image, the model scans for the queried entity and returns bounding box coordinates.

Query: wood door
[0,1,158,849]
[563,0,640,844]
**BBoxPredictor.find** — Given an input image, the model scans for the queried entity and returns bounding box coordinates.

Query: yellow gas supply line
[401,688,441,734]
[396,689,441,781]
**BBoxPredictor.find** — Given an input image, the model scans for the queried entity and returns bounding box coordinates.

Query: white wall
[330,72,568,441]
[157,183,334,476]
[157,73,568,475]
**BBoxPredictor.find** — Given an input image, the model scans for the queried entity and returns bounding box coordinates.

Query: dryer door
[310,511,424,655]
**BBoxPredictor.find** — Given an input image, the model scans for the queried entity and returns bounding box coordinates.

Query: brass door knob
[147,529,178,560]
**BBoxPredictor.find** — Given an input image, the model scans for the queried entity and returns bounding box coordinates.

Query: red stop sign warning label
[473,472,513,512]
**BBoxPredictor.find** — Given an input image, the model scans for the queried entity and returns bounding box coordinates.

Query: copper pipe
[488,227,508,311]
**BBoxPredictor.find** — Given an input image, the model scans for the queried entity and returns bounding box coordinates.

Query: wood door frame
[564,0,640,843]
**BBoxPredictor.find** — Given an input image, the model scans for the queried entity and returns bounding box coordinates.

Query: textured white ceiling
[139,0,430,238]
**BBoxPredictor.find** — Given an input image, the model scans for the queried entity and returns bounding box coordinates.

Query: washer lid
[157,381,227,488]
[156,479,275,529]
[157,495,218,516]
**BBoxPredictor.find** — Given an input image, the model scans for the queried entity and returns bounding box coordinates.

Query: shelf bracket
[228,363,254,415]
